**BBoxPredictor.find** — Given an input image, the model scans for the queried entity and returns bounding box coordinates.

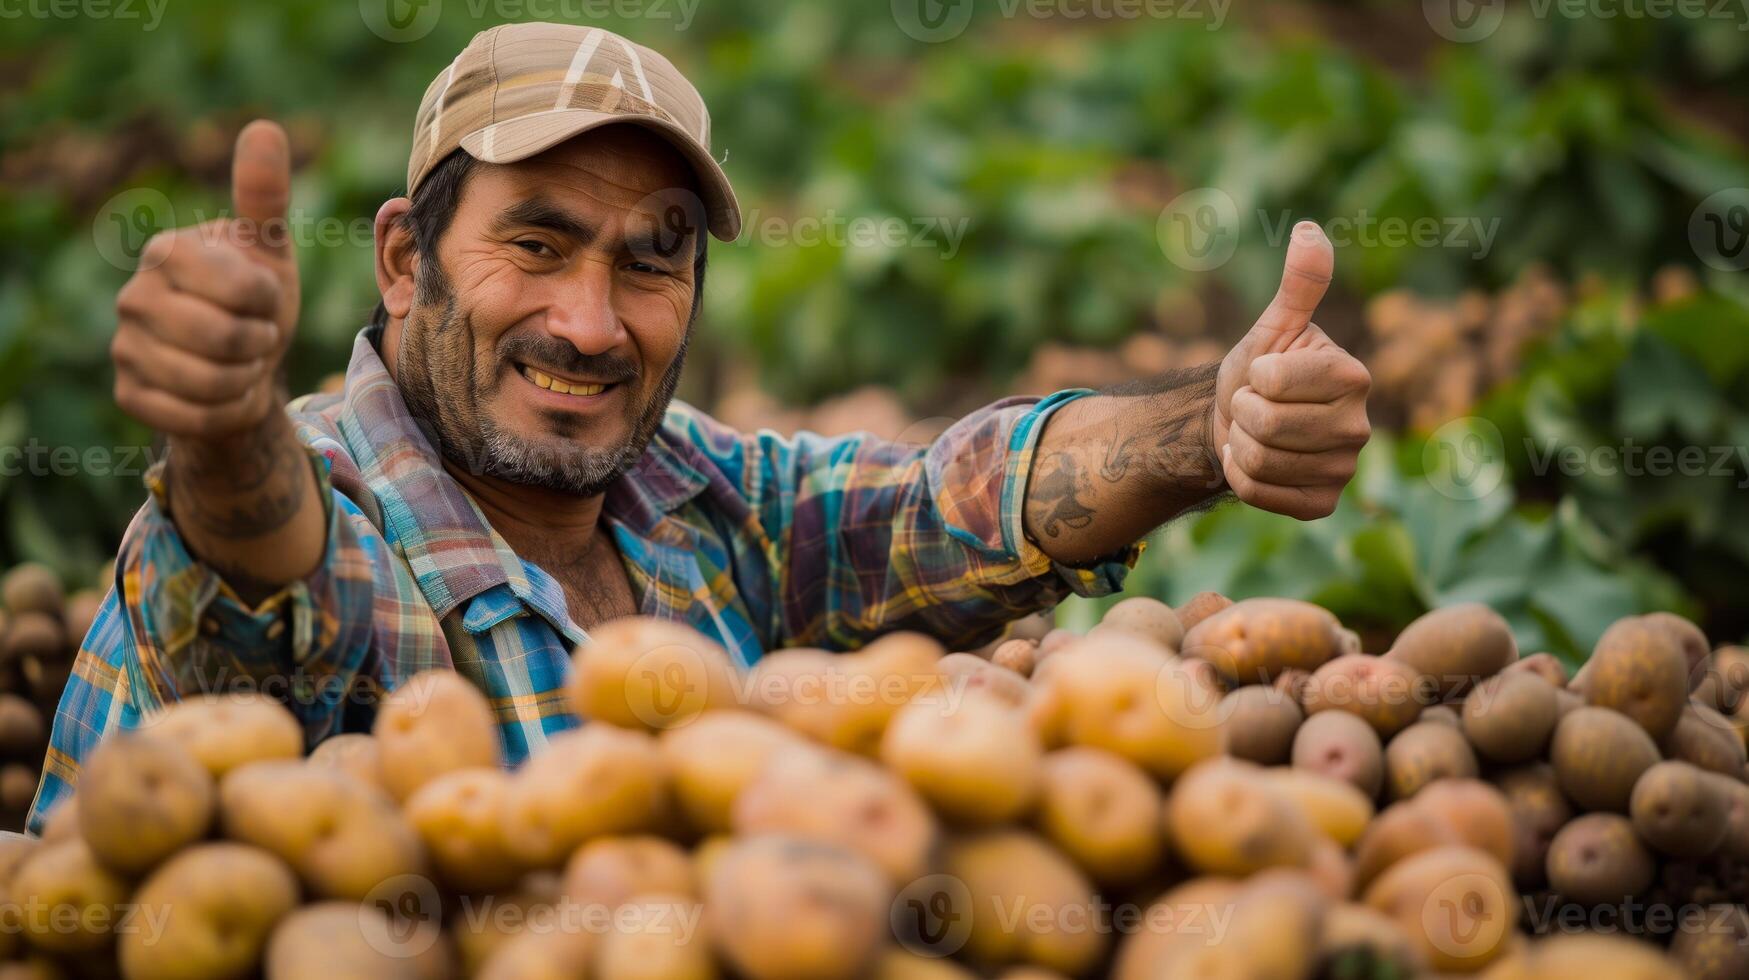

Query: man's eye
[625,261,668,275]
[514,240,553,257]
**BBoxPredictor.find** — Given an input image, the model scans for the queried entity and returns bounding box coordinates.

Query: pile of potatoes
[2,597,1746,979]
[0,563,105,831]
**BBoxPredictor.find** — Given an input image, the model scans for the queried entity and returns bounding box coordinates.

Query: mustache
[498,333,640,384]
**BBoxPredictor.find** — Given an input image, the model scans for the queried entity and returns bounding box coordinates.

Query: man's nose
[541,265,626,356]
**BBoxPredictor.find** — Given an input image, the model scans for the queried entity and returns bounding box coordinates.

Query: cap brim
[458,108,741,242]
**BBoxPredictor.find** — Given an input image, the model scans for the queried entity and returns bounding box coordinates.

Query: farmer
[31,23,1369,830]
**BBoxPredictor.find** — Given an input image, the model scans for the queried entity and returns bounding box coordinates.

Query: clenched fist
[112,120,299,439]
[1214,222,1371,519]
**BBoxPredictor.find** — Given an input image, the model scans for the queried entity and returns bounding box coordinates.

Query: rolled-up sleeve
[685,390,1141,652]
[27,449,381,834]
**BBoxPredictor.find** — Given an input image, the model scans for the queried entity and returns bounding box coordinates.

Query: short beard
[395,265,692,497]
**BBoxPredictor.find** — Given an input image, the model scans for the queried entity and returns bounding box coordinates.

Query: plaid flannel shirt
[29,329,1137,832]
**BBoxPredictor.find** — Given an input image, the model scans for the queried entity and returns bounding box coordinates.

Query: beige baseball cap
[407,22,740,241]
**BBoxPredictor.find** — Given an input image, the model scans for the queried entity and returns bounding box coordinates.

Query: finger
[120,286,280,363]
[153,229,282,318]
[1253,221,1334,341]
[111,326,268,405]
[114,378,275,439]
[1222,445,1342,521]
[231,119,293,259]
[1231,386,1371,453]
[1227,422,1359,487]
[1250,346,1372,404]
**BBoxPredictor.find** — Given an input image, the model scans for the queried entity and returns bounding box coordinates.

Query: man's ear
[374,198,416,320]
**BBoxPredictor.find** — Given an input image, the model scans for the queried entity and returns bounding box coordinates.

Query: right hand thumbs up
[112,120,300,441]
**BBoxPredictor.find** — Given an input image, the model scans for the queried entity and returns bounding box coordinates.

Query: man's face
[396,126,703,496]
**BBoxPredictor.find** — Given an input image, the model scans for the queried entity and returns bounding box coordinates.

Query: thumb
[1252,220,1333,344]
[230,119,293,260]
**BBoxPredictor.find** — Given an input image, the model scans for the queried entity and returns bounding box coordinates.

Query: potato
[1220,685,1302,765]
[1291,709,1384,798]
[1383,603,1517,701]
[1034,629,1079,660]
[1319,903,1425,975]
[1363,845,1516,972]
[143,693,302,778]
[11,838,131,955]
[1110,877,1245,980]
[1504,651,1568,688]
[1353,801,1452,889]
[307,733,386,792]
[404,767,524,894]
[593,894,715,980]
[1098,597,1184,652]
[1661,703,1747,777]
[881,691,1041,825]
[1415,779,1515,871]
[1460,671,1558,764]
[1263,767,1375,847]
[76,731,214,877]
[37,797,79,843]
[219,759,428,900]
[265,902,428,980]
[936,653,1030,708]
[1383,721,1478,800]
[1302,654,1432,738]
[1033,747,1163,886]
[119,842,298,980]
[62,589,103,648]
[1483,933,1681,979]
[475,925,593,980]
[1180,598,1344,684]
[569,617,741,731]
[1173,591,1233,633]
[704,836,889,980]
[1628,760,1728,858]
[374,669,502,802]
[869,948,979,980]
[0,764,40,816]
[1,564,62,616]
[1708,772,1749,861]
[1668,904,1749,980]
[988,639,1036,678]
[1494,763,1573,889]
[1707,645,1749,712]
[1166,759,1317,876]
[938,831,1104,975]
[1550,707,1661,813]
[734,746,937,886]
[1583,615,1691,740]
[1161,873,1324,978]
[1417,703,1460,727]
[1639,611,1709,690]
[1545,813,1654,906]
[1273,667,1312,706]
[1028,643,1223,780]
[658,710,798,834]
[1,612,63,663]
[0,695,46,759]
[564,835,695,913]
[748,635,943,756]
[501,725,670,869]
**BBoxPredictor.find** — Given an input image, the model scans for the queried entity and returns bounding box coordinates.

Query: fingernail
[1294,221,1322,242]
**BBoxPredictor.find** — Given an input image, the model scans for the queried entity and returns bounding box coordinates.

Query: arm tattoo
[1030,451,1098,538]
[173,433,310,539]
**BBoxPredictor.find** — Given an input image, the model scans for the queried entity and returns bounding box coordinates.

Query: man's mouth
[518,364,613,397]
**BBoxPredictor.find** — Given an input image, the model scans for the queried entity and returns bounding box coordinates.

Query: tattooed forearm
[173,434,309,538]
[1023,360,1225,565]
[1029,451,1099,538]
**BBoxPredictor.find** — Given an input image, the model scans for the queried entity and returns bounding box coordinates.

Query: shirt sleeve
[696,389,1142,651]
[26,448,381,834]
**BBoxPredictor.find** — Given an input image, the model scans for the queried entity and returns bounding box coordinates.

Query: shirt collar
[334,328,710,616]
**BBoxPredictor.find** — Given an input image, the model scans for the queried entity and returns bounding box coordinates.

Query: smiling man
[31,22,1369,829]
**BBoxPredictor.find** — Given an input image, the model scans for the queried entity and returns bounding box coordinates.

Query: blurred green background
[3,0,1748,662]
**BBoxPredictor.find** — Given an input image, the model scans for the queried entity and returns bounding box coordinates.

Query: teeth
[521,366,605,396]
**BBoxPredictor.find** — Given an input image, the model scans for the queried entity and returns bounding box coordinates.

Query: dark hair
[371,148,709,328]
